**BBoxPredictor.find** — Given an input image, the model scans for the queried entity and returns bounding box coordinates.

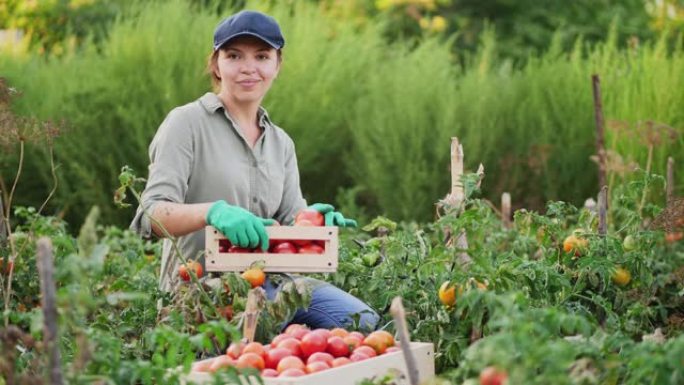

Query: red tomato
[218,239,231,253]
[276,337,303,358]
[277,356,305,373]
[242,342,266,358]
[326,336,350,358]
[270,333,290,348]
[294,209,324,226]
[349,352,370,362]
[261,368,279,377]
[307,352,334,366]
[292,239,312,247]
[305,361,330,374]
[298,244,325,254]
[279,368,306,377]
[226,341,244,359]
[331,357,351,367]
[343,335,362,350]
[300,332,327,358]
[265,347,293,370]
[311,328,332,341]
[480,366,508,385]
[228,246,253,253]
[353,345,377,358]
[236,352,265,371]
[178,261,203,282]
[348,331,365,341]
[290,328,310,340]
[271,241,298,254]
[285,323,308,335]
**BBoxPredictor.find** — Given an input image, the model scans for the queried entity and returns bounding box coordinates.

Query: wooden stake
[389,297,419,385]
[36,237,63,385]
[451,137,464,205]
[0,197,5,242]
[598,186,608,236]
[667,156,674,205]
[592,75,608,192]
[241,287,265,343]
[501,192,511,229]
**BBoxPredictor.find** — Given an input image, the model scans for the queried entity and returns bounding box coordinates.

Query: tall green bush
[0,0,682,228]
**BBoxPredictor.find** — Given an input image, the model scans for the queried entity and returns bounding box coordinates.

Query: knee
[357,309,380,332]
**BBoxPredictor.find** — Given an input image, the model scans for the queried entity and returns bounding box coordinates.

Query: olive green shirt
[130,92,307,291]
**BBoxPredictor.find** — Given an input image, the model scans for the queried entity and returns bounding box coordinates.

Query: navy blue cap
[213,10,285,51]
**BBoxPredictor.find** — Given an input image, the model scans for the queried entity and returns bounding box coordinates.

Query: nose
[239,58,257,74]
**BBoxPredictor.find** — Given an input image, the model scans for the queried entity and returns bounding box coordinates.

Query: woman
[131,10,379,331]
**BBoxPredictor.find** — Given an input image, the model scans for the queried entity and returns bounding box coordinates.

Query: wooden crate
[205,226,339,273]
[183,342,435,385]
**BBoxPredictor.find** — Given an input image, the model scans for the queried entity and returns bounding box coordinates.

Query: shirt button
[252,197,258,203]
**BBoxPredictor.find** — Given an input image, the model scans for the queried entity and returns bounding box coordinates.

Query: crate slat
[205,226,338,273]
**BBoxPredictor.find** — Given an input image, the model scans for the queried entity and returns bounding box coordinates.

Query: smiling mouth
[238,80,259,86]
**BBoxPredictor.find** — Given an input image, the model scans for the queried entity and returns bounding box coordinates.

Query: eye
[226,52,240,60]
[256,54,270,61]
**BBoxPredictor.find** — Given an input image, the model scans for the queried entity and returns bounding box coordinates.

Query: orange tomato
[563,234,588,256]
[236,352,265,371]
[329,327,349,338]
[191,357,217,372]
[369,330,395,348]
[665,231,683,243]
[331,357,351,367]
[178,260,203,281]
[242,342,266,358]
[277,356,305,373]
[209,355,235,372]
[241,268,266,288]
[362,333,387,355]
[438,281,459,307]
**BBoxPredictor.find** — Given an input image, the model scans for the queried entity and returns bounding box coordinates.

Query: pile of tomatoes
[191,324,399,377]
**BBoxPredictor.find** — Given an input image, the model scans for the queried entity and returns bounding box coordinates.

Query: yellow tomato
[612,267,631,286]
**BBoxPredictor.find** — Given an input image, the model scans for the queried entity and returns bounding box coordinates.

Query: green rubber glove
[206,200,275,251]
[308,203,358,228]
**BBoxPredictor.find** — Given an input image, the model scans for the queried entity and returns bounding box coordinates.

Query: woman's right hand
[206,200,275,251]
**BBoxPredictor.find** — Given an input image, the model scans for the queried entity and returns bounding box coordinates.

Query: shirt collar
[199,92,273,130]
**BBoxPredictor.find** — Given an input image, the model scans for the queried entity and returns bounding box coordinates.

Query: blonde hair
[206,48,282,93]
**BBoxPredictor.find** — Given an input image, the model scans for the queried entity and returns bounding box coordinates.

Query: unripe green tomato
[623,235,636,252]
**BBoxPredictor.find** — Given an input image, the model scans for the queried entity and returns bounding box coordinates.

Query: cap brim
[214,32,282,51]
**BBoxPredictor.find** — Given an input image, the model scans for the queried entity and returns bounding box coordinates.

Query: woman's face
[215,36,280,106]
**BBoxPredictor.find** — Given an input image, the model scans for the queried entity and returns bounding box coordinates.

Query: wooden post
[592,75,608,193]
[0,197,6,243]
[501,192,511,229]
[36,237,63,385]
[450,137,465,208]
[241,287,265,343]
[598,186,608,236]
[389,297,418,385]
[667,156,674,205]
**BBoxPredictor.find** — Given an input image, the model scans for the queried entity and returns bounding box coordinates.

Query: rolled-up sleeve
[274,138,307,225]
[130,109,194,238]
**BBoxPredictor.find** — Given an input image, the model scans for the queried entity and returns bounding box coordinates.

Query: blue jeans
[263,275,379,332]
